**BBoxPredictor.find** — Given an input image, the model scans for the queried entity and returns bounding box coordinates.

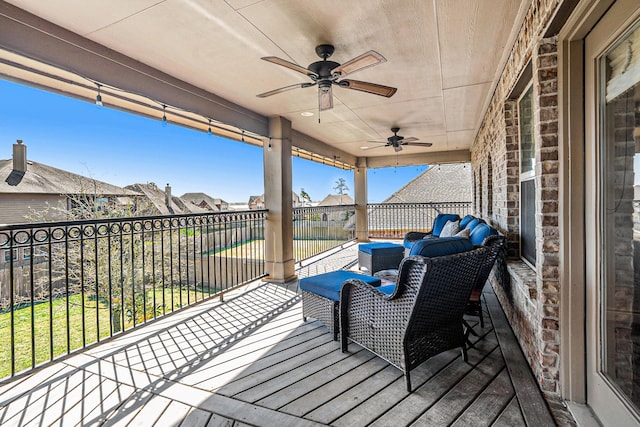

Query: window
[4,249,17,262]
[23,247,31,259]
[519,82,536,266]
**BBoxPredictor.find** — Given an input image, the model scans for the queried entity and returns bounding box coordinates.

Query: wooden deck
[0,245,556,426]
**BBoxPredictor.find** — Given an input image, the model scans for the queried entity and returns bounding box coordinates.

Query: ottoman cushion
[300,270,381,301]
[359,242,404,255]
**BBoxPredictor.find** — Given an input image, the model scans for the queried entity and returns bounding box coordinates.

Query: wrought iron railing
[292,204,356,262]
[367,202,472,239]
[0,210,266,379]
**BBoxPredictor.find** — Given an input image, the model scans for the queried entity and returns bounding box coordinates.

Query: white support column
[263,116,296,283]
[354,164,369,242]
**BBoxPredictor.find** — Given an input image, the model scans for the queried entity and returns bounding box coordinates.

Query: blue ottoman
[300,270,381,340]
[358,242,405,275]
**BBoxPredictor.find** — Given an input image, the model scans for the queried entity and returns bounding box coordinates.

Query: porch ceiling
[0,0,528,168]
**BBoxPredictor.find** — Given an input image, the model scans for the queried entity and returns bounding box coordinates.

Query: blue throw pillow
[409,236,474,257]
[464,217,486,232]
[459,215,475,229]
[469,223,498,246]
[432,213,460,237]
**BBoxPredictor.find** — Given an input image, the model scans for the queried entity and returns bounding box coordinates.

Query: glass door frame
[584,0,640,424]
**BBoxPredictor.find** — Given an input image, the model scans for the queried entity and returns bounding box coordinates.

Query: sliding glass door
[585,0,640,423]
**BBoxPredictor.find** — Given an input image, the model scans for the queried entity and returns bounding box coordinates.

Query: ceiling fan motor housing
[309,60,340,79]
[389,127,403,143]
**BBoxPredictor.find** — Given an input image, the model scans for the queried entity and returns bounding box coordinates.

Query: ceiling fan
[364,127,433,152]
[257,44,397,111]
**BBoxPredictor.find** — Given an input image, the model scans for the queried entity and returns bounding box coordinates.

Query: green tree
[300,188,312,206]
[333,178,350,195]
[26,179,175,333]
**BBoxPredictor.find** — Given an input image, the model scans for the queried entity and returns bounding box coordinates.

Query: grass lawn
[0,286,213,379]
[212,239,349,261]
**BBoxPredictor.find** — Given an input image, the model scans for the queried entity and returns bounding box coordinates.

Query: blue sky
[0,78,427,203]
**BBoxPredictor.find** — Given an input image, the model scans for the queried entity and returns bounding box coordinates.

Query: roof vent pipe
[13,140,27,173]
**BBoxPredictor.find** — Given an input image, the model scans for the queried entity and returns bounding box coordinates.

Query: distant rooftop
[383,163,472,204]
[126,183,208,215]
[0,159,139,196]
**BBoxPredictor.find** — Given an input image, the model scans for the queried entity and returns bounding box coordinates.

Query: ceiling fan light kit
[257,44,397,111]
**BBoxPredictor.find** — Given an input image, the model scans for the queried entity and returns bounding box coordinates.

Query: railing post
[354,164,369,242]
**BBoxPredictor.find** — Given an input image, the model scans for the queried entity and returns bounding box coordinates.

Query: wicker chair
[339,248,489,392]
[465,233,507,330]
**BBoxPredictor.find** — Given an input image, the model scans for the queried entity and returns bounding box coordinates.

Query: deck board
[180,407,213,427]
[367,343,502,427]
[412,348,507,425]
[485,290,555,426]
[493,396,527,427]
[262,351,384,413]
[228,345,367,402]
[449,368,515,426]
[0,246,557,426]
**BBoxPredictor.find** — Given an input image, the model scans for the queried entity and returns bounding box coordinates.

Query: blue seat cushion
[359,242,404,255]
[469,223,499,246]
[432,213,460,237]
[459,215,476,229]
[377,284,396,295]
[409,236,474,257]
[299,270,381,301]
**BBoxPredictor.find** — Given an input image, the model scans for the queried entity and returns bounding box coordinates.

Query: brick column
[534,37,560,394]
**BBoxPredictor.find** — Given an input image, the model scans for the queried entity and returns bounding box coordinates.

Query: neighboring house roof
[126,183,208,215]
[248,195,263,205]
[0,159,140,196]
[174,198,210,214]
[318,194,354,206]
[180,192,223,212]
[345,163,472,231]
[382,163,472,204]
[248,192,301,205]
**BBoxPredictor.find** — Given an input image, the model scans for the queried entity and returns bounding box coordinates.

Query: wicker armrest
[404,231,431,242]
[341,278,393,301]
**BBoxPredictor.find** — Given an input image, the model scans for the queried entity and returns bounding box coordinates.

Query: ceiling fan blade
[405,142,433,147]
[399,137,419,143]
[339,79,397,97]
[361,144,389,150]
[257,82,315,98]
[331,50,386,77]
[261,56,318,78]
[319,85,333,111]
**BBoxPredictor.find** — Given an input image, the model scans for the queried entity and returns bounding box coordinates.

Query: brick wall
[470,0,562,396]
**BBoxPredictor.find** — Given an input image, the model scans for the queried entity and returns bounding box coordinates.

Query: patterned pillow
[439,220,460,237]
[455,227,471,238]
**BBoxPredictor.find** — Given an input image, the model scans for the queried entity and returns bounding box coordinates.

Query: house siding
[0,194,67,225]
[470,0,562,398]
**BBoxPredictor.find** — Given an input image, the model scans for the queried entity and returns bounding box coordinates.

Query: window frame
[518,80,537,267]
